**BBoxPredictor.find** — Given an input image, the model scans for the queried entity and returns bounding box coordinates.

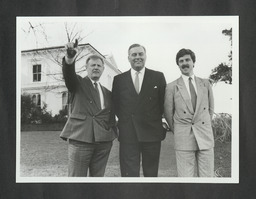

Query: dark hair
[128,44,146,54]
[86,54,104,65]
[176,48,196,65]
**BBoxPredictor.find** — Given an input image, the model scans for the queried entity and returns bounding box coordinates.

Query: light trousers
[176,148,214,177]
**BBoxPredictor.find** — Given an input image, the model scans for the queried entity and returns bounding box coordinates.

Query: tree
[209,28,232,84]
[209,29,233,144]
[21,22,93,115]
[22,22,92,83]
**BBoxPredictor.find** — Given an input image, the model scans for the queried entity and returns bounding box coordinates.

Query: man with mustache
[112,44,167,177]
[60,40,117,177]
[164,48,215,177]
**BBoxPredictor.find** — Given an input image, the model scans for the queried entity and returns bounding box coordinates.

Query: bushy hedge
[21,94,68,125]
[212,113,232,142]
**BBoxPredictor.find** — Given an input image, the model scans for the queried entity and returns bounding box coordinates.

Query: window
[32,94,41,108]
[33,64,41,82]
[62,92,68,110]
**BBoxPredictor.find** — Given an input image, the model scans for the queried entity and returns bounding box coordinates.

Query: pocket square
[154,86,158,88]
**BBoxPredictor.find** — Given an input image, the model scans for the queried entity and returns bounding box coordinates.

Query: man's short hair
[128,44,146,54]
[176,48,196,65]
[86,54,104,65]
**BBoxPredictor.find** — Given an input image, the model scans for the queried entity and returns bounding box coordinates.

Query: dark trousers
[68,139,112,177]
[120,141,161,177]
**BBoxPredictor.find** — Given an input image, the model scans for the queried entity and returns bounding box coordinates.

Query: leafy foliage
[21,94,36,124]
[53,108,68,123]
[209,63,232,84]
[209,28,232,84]
[21,94,68,124]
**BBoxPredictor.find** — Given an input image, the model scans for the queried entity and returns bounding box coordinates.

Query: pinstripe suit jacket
[164,76,214,150]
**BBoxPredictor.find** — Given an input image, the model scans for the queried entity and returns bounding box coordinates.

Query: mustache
[181,65,189,69]
[92,69,100,72]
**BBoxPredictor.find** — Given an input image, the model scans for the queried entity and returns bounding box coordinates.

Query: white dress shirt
[130,67,145,93]
[181,74,198,99]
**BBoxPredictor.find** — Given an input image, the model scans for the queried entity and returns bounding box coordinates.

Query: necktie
[189,77,197,111]
[134,71,140,94]
[94,82,102,109]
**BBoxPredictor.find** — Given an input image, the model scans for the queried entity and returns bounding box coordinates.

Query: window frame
[32,64,42,82]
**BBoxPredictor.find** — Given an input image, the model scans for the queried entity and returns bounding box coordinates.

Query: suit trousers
[175,148,214,177]
[120,141,161,177]
[68,139,112,177]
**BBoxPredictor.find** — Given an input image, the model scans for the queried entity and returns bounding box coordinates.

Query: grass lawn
[19,131,231,178]
[214,140,231,177]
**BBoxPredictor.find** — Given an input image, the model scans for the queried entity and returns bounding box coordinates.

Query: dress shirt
[181,74,198,99]
[130,67,145,93]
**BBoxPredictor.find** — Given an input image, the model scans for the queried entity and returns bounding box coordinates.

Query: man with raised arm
[60,40,117,177]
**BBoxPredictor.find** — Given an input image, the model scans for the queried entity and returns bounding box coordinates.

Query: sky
[17,16,238,114]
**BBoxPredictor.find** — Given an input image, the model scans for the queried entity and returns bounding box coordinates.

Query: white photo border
[16,16,239,183]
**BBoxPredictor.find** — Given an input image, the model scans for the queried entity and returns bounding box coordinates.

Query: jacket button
[192,123,194,125]
[204,107,206,110]
[90,101,93,104]
[184,111,186,114]
[202,122,204,124]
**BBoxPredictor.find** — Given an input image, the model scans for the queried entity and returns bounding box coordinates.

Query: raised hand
[66,39,78,59]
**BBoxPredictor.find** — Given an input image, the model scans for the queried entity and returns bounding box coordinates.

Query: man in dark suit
[60,40,117,177]
[112,44,166,177]
[164,48,214,177]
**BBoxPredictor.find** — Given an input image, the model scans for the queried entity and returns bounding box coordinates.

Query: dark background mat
[0,0,255,198]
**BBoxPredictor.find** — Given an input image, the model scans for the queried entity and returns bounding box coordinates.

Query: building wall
[21,44,120,115]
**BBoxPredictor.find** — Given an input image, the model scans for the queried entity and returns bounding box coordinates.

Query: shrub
[40,103,54,124]
[53,108,68,123]
[212,113,232,142]
[21,94,36,124]
[21,94,53,124]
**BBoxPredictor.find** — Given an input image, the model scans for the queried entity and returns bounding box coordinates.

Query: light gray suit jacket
[164,76,214,150]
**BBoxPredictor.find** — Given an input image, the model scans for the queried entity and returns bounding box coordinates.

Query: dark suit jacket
[164,76,214,150]
[60,58,117,143]
[112,68,166,143]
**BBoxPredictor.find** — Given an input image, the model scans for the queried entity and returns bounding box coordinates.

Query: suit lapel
[194,76,204,114]
[125,70,139,96]
[176,77,194,114]
[123,69,151,101]
[139,68,150,97]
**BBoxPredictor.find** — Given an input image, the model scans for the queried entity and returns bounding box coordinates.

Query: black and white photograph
[16,16,238,183]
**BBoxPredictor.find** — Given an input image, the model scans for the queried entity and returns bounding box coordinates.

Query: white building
[21,44,121,115]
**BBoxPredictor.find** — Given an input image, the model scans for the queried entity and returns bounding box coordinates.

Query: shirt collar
[131,67,145,76]
[181,74,195,82]
[88,77,99,85]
